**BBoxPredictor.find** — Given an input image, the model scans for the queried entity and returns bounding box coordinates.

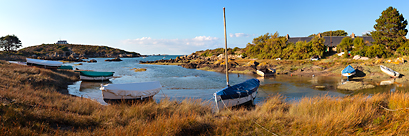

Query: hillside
[18,44,142,58]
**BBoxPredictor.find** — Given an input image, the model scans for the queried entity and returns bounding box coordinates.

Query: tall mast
[223,7,229,86]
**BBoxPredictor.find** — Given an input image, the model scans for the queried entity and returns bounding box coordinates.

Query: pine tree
[371,6,408,50]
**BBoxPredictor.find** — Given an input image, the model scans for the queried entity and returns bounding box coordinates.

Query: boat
[100,81,162,103]
[26,58,63,69]
[214,79,260,110]
[341,65,356,77]
[57,65,73,70]
[380,65,400,78]
[256,68,276,77]
[78,71,115,81]
[214,8,260,111]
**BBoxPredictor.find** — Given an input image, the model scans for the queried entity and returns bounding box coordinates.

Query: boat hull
[100,81,162,104]
[214,90,258,110]
[341,65,356,77]
[380,65,400,78]
[256,68,275,77]
[80,75,113,81]
[102,91,154,103]
[26,58,63,69]
[341,72,356,77]
[214,79,260,110]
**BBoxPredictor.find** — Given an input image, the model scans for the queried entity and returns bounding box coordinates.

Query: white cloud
[121,36,221,55]
[229,33,251,37]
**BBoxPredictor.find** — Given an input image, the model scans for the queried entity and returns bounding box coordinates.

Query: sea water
[67,55,399,105]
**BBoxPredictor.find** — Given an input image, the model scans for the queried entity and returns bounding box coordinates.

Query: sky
[1,0,409,55]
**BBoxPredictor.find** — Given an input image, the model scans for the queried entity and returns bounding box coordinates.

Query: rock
[353,55,361,60]
[105,57,122,61]
[337,81,375,91]
[87,59,97,63]
[359,57,369,60]
[181,63,197,69]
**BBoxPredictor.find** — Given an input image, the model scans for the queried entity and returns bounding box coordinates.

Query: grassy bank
[2,60,409,135]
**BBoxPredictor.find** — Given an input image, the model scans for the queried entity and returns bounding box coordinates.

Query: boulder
[105,57,122,61]
[87,59,97,63]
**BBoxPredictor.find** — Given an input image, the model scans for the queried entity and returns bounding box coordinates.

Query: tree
[351,37,367,56]
[337,37,353,58]
[0,35,22,52]
[365,44,391,58]
[308,30,348,37]
[337,37,353,52]
[371,6,408,50]
[397,41,409,56]
[309,36,326,58]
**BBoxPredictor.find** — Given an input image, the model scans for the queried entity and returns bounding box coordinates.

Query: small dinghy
[100,81,162,103]
[380,65,400,78]
[214,79,260,110]
[78,71,115,81]
[341,65,356,77]
[214,8,260,111]
[26,58,63,69]
[256,68,276,77]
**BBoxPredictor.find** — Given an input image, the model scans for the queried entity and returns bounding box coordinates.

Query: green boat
[78,71,115,81]
[57,65,73,70]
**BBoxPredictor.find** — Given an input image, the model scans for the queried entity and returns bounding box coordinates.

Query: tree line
[336,6,408,58]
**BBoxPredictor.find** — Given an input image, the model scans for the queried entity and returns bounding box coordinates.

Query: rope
[160,88,168,98]
[379,104,409,111]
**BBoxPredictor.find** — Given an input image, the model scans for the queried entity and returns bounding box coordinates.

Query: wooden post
[223,7,230,87]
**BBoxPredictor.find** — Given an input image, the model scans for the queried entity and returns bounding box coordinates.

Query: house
[286,33,374,51]
[56,40,68,44]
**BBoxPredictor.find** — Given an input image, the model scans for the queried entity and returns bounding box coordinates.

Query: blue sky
[1,0,408,55]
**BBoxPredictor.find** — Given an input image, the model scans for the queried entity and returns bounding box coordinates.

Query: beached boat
[214,79,260,110]
[26,58,63,69]
[341,65,356,77]
[256,68,276,77]
[214,8,260,111]
[100,81,162,103]
[78,71,115,81]
[57,65,73,70]
[380,65,400,78]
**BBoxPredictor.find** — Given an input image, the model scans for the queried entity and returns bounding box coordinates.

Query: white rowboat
[256,68,276,77]
[380,65,400,78]
[26,58,63,69]
[100,81,162,103]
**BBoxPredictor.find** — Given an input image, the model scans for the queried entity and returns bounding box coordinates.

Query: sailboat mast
[223,7,230,86]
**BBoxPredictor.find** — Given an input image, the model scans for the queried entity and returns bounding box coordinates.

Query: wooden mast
[223,7,230,87]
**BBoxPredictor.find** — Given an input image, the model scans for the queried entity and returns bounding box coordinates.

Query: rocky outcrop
[105,57,122,61]
[35,56,85,62]
[87,59,97,63]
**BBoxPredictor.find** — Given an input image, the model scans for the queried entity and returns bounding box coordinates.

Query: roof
[287,36,374,47]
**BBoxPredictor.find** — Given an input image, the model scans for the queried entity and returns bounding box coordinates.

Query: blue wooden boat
[214,79,260,110]
[341,65,356,77]
[78,71,115,81]
[214,8,260,111]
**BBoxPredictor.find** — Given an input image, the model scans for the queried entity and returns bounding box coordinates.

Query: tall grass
[2,60,409,135]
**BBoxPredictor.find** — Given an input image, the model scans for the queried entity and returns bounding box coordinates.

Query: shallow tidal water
[67,55,404,105]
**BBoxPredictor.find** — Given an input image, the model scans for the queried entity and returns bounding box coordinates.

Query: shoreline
[140,55,409,91]
[3,59,409,135]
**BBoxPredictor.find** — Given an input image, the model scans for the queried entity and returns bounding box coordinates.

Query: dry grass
[3,60,409,135]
